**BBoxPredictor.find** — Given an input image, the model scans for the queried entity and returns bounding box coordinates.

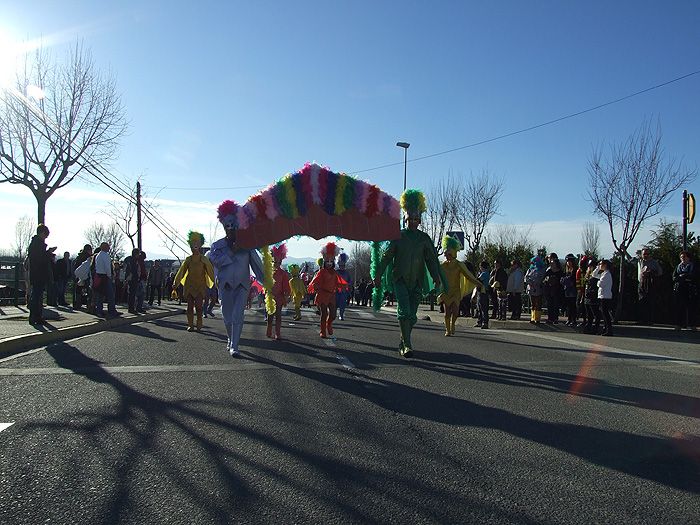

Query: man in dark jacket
[148,260,164,306]
[54,251,72,307]
[123,248,141,314]
[27,224,55,324]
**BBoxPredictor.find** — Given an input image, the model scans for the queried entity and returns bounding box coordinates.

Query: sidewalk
[373,302,700,339]
[0,302,184,357]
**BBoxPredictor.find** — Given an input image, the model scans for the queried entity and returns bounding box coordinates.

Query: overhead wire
[347,68,700,175]
[0,83,191,254]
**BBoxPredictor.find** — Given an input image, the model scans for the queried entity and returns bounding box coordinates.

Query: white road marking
[0,360,358,376]
[0,422,14,432]
[493,329,700,366]
[354,310,376,319]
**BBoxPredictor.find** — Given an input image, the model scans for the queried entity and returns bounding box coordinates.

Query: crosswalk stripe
[0,423,15,432]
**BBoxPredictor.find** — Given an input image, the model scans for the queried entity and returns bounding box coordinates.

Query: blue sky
[1,1,698,259]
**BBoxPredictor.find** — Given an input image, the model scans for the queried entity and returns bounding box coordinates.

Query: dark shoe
[481,325,488,329]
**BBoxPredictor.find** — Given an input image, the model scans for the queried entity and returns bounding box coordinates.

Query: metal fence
[0,260,25,306]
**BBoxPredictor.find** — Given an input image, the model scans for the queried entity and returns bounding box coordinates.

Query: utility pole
[136,181,142,252]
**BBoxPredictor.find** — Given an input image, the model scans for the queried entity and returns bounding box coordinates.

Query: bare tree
[580,221,600,259]
[159,234,185,264]
[0,42,127,224]
[84,222,125,261]
[454,169,504,259]
[424,172,459,254]
[588,118,696,317]
[347,242,371,283]
[12,215,35,260]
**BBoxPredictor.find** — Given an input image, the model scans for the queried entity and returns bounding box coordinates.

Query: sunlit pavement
[0,305,698,524]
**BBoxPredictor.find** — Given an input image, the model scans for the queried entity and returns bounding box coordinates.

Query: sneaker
[187,326,194,332]
[481,324,488,329]
[229,347,240,357]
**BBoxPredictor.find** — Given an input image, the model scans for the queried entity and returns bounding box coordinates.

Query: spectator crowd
[21,223,698,333]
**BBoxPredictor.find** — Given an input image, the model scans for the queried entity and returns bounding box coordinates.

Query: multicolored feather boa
[261,245,276,315]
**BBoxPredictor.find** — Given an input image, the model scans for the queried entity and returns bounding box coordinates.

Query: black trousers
[149,285,162,305]
[600,298,613,333]
[565,296,577,324]
[508,293,522,319]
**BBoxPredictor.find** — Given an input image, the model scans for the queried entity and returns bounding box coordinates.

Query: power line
[348,68,700,175]
[0,86,192,255]
[142,184,263,191]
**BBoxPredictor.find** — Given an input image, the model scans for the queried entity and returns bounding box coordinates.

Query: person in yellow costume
[171,231,215,332]
[437,234,482,336]
[288,264,307,321]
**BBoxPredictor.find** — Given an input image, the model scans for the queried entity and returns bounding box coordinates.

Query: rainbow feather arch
[234,163,402,248]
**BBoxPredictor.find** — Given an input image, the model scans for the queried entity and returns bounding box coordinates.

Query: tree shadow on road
[8,342,536,524]
[250,350,699,495]
[412,352,700,421]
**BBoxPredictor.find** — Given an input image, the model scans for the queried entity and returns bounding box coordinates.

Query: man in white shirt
[94,242,120,318]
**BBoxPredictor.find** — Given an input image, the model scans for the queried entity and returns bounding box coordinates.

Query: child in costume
[309,242,346,338]
[437,235,481,336]
[171,231,215,332]
[373,189,444,357]
[267,244,291,339]
[335,252,353,320]
[288,264,307,321]
[208,200,266,357]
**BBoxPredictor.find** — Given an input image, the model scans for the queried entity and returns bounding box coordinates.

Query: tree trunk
[36,194,46,226]
[616,251,625,320]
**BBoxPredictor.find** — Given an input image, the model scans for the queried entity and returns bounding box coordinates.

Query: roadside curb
[0,308,182,358]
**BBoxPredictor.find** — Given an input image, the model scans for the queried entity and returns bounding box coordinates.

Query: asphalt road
[0,305,698,524]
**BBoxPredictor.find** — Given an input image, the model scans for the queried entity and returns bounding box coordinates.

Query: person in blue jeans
[476,261,491,329]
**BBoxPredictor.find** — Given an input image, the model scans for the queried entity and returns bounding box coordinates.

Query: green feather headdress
[187,231,205,247]
[442,234,462,254]
[400,189,426,218]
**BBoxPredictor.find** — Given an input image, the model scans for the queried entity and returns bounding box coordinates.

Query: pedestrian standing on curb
[137,251,148,312]
[637,248,663,325]
[476,261,491,329]
[489,259,508,320]
[27,224,55,325]
[124,248,140,314]
[672,251,698,331]
[597,259,614,336]
[583,259,602,334]
[525,256,545,324]
[543,253,563,324]
[148,260,164,306]
[73,244,92,309]
[506,259,524,320]
[54,251,72,307]
[576,255,589,328]
[93,242,120,318]
[562,254,578,327]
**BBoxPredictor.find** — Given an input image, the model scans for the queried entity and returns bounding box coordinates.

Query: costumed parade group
[171,181,474,359]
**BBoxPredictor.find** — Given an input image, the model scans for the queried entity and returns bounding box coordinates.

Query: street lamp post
[396,142,410,192]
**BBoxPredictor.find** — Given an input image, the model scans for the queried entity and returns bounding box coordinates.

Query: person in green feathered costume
[373,189,445,358]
